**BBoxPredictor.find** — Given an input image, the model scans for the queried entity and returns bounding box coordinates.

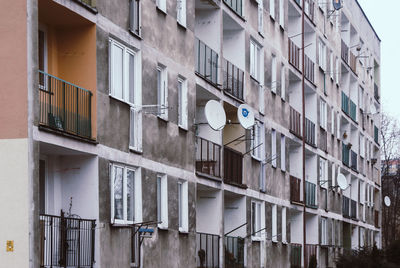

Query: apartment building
[0,0,381,267]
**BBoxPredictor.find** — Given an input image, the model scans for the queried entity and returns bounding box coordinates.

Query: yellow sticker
[6,241,13,252]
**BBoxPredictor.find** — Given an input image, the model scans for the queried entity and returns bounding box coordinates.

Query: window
[109,38,138,104]
[157,175,168,229]
[130,0,141,36]
[110,164,142,225]
[332,163,336,188]
[157,64,168,120]
[178,180,189,232]
[271,129,277,167]
[279,0,284,27]
[251,201,264,240]
[319,158,328,189]
[331,220,335,246]
[336,112,340,137]
[130,107,143,151]
[272,204,277,242]
[360,135,365,158]
[331,107,335,135]
[280,64,285,99]
[250,40,262,81]
[330,51,334,80]
[260,162,266,192]
[177,0,186,27]
[257,0,263,34]
[156,0,166,13]
[359,87,364,110]
[335,57,340,83]
[270,0,275,19]
[178,77,188,129]
[251,121,264,160]
[282,207,287,243]
[281,135,286,171]
[259,85,265,114]
[318,39,326,71]
[320,99,327,130]
[271,55,277,93]
[131,226,140,267]
[321,217,327,245]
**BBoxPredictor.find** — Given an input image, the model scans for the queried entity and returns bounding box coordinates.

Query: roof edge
[355,0,381,42]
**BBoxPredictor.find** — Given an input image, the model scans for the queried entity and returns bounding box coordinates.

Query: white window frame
[319,158,328,189]
[178,180,189,233]
[336,112,340,138]
[272,204,278,242]
[359,87,364,110]
[320,99,327,130]
[258,0,264,34]
[157,64,168,120]
[331,107,335,135]
[281,134,286,172]
[260,162,266,192]
[360,134,365,158]
[335,57,340,83]
[110,164,142,225]
[250,40,262,82]
[271,54,277,93]
[129,0,141,36]
[130,107,143,152]
[281,64,285,100]
[178,76,188,130]
[332,163,336,189]
[259,85,265,114]
[177,0,186,27]
[331,220,335,246]
[318,39,327,71]
[251,200,265,241]
[330,51,334,80]
[321,217,327,245]
[282,207,287,243]
[156,0,166,13]
[251,121,264,161]
[157,174,168,229]
[270,0,275,20]
[271,129,277,168]
[279,0,284,27]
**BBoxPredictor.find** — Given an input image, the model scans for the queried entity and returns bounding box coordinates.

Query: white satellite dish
[237,104,255,129]
[370,104,377,115]
[384,196,391,207]
[337,173,349,190]
[204,100,226,131]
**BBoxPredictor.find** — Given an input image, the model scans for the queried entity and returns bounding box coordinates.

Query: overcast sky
[357,0,400,119]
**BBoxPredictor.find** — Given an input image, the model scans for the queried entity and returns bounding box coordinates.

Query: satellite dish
[332,0,342,10]
[384,196,391,207]
[370,104,377,115]
[237,104,255,129]
[204,100,226,131]
[337,173,348,190]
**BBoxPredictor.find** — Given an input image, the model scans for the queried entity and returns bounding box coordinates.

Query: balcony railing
[290,243,302,268]
[304,0,315,23]
[304,55,315,83]
[374,125,379,144]
[222,59,244,101]
[319,128,327,152]
[342,196,350,218]
[290,107,302,138]
[39,71,92,139]
[305,118,316,146]
[40,213,96,268]
[288,39,301,71]
[196,232,220,268]
[305,181,317,208]
[196,137,221,178]
[224,236,245,268]
[350,150,357,171]
[224,146,243,186]
[305,244,318,268]
[341,40,349,64]
[223,0,243,17]
[351,199,357,220]
[195,38,219,86]
[374,211,379,228]
[349,51,357,73]
[290,176,302,204]
[350,100,357,122]
[74,0,96,8]
[341,91,349,115]
[342,143,350,167]
[374,83,380,102]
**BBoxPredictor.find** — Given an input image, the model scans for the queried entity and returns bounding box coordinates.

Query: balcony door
[38,27,47,72]
[39,159,47,215]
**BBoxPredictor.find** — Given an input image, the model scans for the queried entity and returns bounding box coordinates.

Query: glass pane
[251,202,256,234]
[114,166,124,220]
[127,169,135,222]
[129,109,135,147]
[112,44,124,99]
[157,176,161,223]
[178,183,182,228]
[128,53,135,104]
[178,81,183,126]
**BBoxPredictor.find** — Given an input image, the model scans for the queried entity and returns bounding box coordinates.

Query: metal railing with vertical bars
[374,210,379,228]
[342,196,350,218]
[39,71,92,139]
[40,212,96,268]
[222,59,244,101]
[305,118,316,146]
[305,244,317,268]
[374,83,379,102]
[196,137,221,179]
[288,39,301,71]
[195,38,219,86]
[304,0,315,23]
[304,55,315,83]
[351,150,357,171]
[290,176,302,204]
[341,91,349,115]
[350,51,357,73]
[224,146,244,186]
[305,181,317,208]
[319,129,327,152]
[196,232,220,268]
[350,100,357,122]
[350,199,357,220]
[223,0,243,16]
[290,107,302,138]
[224,236,244,268]
[290,243,302,268]
[342,143,350,167]
[341,40,349,64]
[374,126,379,144]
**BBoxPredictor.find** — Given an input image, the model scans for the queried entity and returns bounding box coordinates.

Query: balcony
[224,236,245,268]
[196,232,220,268]
[224,146,244,187]
[305,244,318,268]
[304,55,315,84]
[304,0,315,23]
[341,91,349,115]
[222,59,244,101]
[305,118,316,146]
[349,51,357,73]
[342,196,350,218]
[342,143,350,167]
[350,150,357,171]
[350,199,357,220]
[40,213,96,268]
[305,181,317,208]
[223,0,243,17]
[290,176,302,204]
[374,126,379,144]
[290,107,302,138]
[196,137,222,179]
[374,211,379,228]
[374,83,380,102]
[39,71,93,139]
[195,38,219,86]
[350,100,357,122]
[288,39,301,71]
[341,40,349,64]
[290,243,302,268]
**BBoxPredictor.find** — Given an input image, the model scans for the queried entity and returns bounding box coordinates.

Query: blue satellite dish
[333,0,342,10]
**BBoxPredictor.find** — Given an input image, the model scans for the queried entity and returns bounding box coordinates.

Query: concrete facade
[0,0,381,267]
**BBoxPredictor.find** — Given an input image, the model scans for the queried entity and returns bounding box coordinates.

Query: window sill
[272,239,278,244]
[177,21,187,30]
[251,155,263,162]
[179,228,189,234]
[251,236,263,242]
[258,31,264,38]
[109,94,133,107]
[178,124,188,132]
[129,147,143,155]
[129,29,142,40]
[250,75,260,84]
[270,15,275,21]
[157,115,169,122]
[156,6,167,15]
[158,225,169,231]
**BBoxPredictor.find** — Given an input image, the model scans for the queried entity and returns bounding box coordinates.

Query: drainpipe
[301,0,307,267]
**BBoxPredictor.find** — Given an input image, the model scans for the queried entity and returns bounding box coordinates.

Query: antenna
[237,104,255,129]
[204,100,226,131]
[384,196,391,207]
